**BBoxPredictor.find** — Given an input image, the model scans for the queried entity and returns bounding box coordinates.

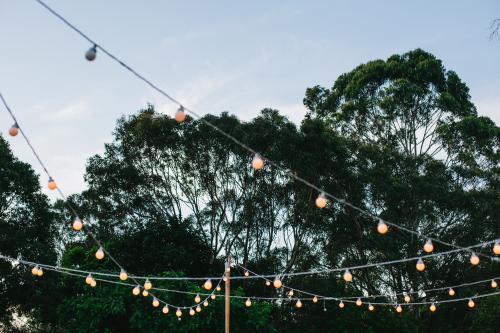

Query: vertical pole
[225,256,230,333]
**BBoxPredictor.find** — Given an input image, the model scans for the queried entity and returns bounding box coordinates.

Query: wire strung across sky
[32,0,499,262]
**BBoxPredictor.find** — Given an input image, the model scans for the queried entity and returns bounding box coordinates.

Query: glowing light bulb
[226,266,230,273]
[196,305,201,313]
[244,270,249,277]
[404,295,411,303]
[85,274,93,285]
[72,217,83,231]
[152,297,160,307]
[423,239,434,253]
[288,290,294,297]
[493,241,500,255]
[210,294,216,300]
[85,45,97,61]
[315,192,327,209]
[47,177,57,191]
[189,308,195,316]
[368,304,374,312]
[37,267,44,277]
[144,279,152,290]
[467,299,475,308]
[119,269,128,281]
[9,123,19,137]
[223,276,227,282]
[251,154,264,170]
[343,269,352,282]
[429,303,437,312]
[295,299,303,308]
[338,301,345,309]
[176,308,182,318]
[95,247,105,260]
[266,280,271,286]
[142,290,149,297]
[313,296,318,303]
[194,294,201,303]
[356,298,362,306]
[132,286,140,296]
[162,305,169,314]
[448,288,455,296]
[245,298,252,307]
[204,279,213,290]
[203,300,209,307]
[416,258,425,272]
[491,280,497,288]
[396,305,403,313]
[216,286,221,292]
[377,220,388,234]
[31,266,39,276]
[273,277,282,289]
[470,253,480,266]
[90,279,96,287]
[175,106,186,123]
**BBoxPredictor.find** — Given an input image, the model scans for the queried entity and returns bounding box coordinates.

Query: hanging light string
[31,0,499,262]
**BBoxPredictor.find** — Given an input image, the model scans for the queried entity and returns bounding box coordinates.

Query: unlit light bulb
[9,123,19,137]
[85,45,97,61]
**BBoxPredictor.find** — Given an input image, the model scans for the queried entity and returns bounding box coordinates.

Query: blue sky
[1,0,499,197]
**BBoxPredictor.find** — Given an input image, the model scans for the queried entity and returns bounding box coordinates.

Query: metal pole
[225,256,230,333]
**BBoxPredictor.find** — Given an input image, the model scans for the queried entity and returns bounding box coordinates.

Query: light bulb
[429,303,437,312]
[194,294,201,303]
[313,296,318,303]
[315,192,327,209]
[223,276,227,282]
[72,217,83,231]
[142,290,149,297]
[189,308,195,316]
[119,269,128,281]
[416,258,425,272]
[377,220,388,234]
[470,253,480,266]
[288,290,294,297]
[368,304,375,311]
[493,241,500,255]
[338,301,345,309]
[85,45,97,61]
[343,269,352,282]
[47,177,57,191]
[90,279,96,287]
[176,308,182,318]
[203,279,213,290]
[404,295,411,303]
[448,288,455,296]
[162,305,169,314]
[216,286,221,292]
[196,305,201,313]
[152,298,160,307]
[95,247,105,260]
[467,299,475,308]
[423,239,434,253]
[244,270,249,277]
[203,300,209,307]
[9,123,19,137]
[31,266,39,276]
[144,279,152,290]
[396,305,403,313]
[245,298,252,307]
[251,154,264,170]
[356,298,362,306]
[132,286,140,296]
[226,266,231,273]
[491,280,497,288]
[266,280,271,286]
[85,274,93,285]
[210,294,216,300]
[295,299,303,308]
[37,267,44,277]
[273,277,282,289]
[175,106,186,123]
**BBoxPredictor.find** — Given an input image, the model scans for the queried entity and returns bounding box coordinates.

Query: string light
[152,297,160,307]
[470,253,480,266]
[244,270,249,277]
[162,305,169,314]
[31,266,39,276]
[226,266,231,273]
[203,300,209,307]
[194,294,201,303]
[95,247,105,260]
[47,177,57,190]
[313,296,318,303]
[223,276,227,282]
[493,241,500,255]
[216,286,221,292]
[288,290,294,297]
[295,299,303,308]
[8,123,19,136]
[416,258,426,272]
[203,279,213,290]
[377,220,388,235]
[142,290,149,297]
[339,301,345,309]
[72,217,83,231]
[395,305,403,313]
[491,280,497,288]
[368,304,375,311]
[251,154,264,170]
[119,269,128,281]
[404,294,411,303]
[189,308,195,316]
[176,308,182,318]
[90,278,96,287]
[196,305,201,313]
[85,274,93,285]
[315,192,327,209]
[85,44,97,61]
[266,280,271,286]
[37,267,44,277]
[210,294,216,300]
[132,285,140,296]
[356,298,362,306]
[273,276,282,289]
[245,298,252,307]
[423,239,434,253]
[175,106,186,123]
[467,299,475,308]
[144,279,152,290]
[430,303,437,312]
[343,269,352,282]
[448,288,455,296]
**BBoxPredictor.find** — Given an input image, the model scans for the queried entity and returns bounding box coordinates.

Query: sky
[0,0,499,199]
